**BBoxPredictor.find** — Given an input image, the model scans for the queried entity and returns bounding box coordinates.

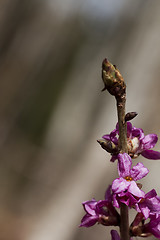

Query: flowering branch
[102,59,129,240]
[79,58,160,240]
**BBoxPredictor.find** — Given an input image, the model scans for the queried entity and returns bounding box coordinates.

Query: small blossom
[80,199,99,227]
[112,153,148,208]
[102,122,160,161]
[135,189,160,219]
[80,186,119,227]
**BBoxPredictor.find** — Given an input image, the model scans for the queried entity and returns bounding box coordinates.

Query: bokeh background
[0,0,160,239]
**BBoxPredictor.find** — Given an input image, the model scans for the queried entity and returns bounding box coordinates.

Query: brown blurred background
[0,0,160,239]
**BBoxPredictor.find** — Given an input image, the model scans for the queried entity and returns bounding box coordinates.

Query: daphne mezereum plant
[79,59,160,240]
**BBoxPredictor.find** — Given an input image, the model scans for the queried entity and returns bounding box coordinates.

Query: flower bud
[125,112,138,122]
[101,58,126,100]
[97,139,119,154]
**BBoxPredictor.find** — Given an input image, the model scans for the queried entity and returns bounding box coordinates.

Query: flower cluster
[80,186,120,228]
[102,122,160,161]
[80,122,160,239]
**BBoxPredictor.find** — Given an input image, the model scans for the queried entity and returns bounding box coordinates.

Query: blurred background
[0,0,160,239]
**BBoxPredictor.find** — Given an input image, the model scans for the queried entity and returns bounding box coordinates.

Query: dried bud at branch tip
[101,58,126,100]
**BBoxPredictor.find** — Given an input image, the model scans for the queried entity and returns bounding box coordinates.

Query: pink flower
[80,186,119,227]
[112,153,148,208]
[79,199,99,227]
[102,122,160,161]
[135,189,160,219]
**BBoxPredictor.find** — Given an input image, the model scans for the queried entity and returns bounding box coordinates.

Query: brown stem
[101,59,129,240]
[120,203,129,239]
[116,95,129,240]
[116,96,128,153]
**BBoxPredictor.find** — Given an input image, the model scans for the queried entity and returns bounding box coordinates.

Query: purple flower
[79,199,99,227]
[144,215,160,238]
[102,122,160,161]
[80,186,119,227]
[136,189,160,219]
[112,153,148,208]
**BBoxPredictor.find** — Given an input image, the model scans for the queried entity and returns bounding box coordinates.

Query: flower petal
[110,155,118,162]
[130,162,149,181]
[127,192,140,207]
[117,153,132,178]
[146,198,160,214]
[83,199,97,215]
[96,200,109,215]
[117,193,130,206]
[128,181,145,198]
[105,185,112,202]
[145,189,157,199]
[146,216,160,238]
[113,194,120,208]
[112,178,130,194]
[141,150,160,159]
[102,134,110,141]
[132,127,144,140]
[140,203,150,219]
[141,134,158,150]
[113,190,139,208]
[110,129,118,143]
[111,230,120,240]
[127,122,133,138]
[103,129,118,145]
[79,214,98,227]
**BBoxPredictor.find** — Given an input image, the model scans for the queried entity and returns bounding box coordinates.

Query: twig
[102,59,129,240]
